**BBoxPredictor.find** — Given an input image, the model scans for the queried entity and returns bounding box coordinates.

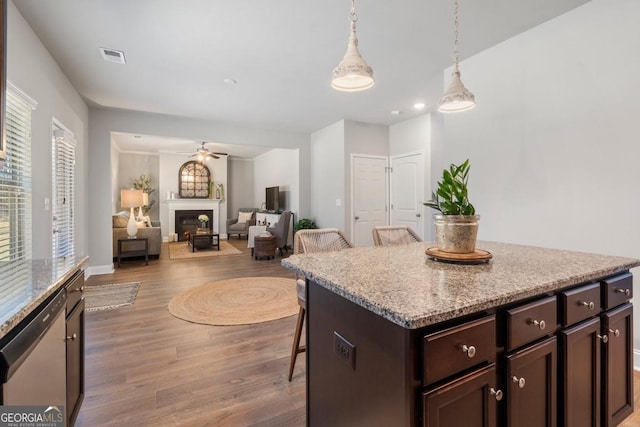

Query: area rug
[84,282,140,312]
[168,241,242,260]
[168,277,298,326]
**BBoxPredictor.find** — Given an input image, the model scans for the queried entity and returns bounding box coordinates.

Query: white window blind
[52,128,76,258]
[0,89,34,274]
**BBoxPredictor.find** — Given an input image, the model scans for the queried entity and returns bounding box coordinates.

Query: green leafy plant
[293,218,318,234]
[423,159,475,215]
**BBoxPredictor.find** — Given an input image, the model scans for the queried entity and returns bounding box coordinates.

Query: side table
[117,237,149,267]
[254,234,276,260]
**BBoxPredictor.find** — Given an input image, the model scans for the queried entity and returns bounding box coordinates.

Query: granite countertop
[0,256,89,339]
[281,241,640,329]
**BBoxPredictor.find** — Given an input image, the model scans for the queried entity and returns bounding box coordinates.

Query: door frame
[350,153,389,245]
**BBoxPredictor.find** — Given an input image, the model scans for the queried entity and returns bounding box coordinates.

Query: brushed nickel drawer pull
[461,345,476,358]
[580,301,595,310]
[66,333,77,341]
[608,329,620,337]
[490,388,503,401]
[530,319,546,330]
[616,288,631,296]
[512,376,526,389]
[597,334,608,343]
[71,286,85,293]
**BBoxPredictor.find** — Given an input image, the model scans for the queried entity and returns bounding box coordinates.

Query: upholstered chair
[372,225,423,246]
[226,208,257,239]
[288,228,353,381]
[266,211,292,255]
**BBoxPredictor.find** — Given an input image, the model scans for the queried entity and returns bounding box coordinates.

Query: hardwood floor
[76,239,305,426]
[77,239,640,426]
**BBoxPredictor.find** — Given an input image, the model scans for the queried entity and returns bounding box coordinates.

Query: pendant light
[331,0,374,92]
[438,0,475,112]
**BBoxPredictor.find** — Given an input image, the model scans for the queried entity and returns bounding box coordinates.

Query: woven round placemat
[168,277,298,326]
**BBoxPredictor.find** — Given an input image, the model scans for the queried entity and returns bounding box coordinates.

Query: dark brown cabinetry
[306,272,633,426]
[64,271,85,426]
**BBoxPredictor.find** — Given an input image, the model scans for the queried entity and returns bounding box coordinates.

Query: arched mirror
[178,161,211,198]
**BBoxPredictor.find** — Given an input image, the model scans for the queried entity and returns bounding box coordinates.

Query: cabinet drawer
[65,271,85,314]
[561,283,601,327]
[506,296,557,351]
[602,273,632,310]
[423,315,495,386]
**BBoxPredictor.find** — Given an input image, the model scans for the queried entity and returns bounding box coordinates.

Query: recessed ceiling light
[414,102,426,110]
[133,135,142,139]
[223,78,237,85]
[391,110,401,116]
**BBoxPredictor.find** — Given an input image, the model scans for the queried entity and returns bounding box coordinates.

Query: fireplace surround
[175,209,213,241]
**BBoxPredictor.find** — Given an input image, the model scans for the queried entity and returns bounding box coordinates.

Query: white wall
[440,0,640,351]
[253,148,299,218]
[8,1,89,259]
[89,108,310,271]
[310,121,345,229]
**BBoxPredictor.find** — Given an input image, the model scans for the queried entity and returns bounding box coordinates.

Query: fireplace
[175,210,213,241]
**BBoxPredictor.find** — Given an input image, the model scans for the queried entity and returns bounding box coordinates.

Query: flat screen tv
[265,186,279,212]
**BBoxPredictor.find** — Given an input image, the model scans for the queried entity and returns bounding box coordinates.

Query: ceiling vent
[99,47,126,64]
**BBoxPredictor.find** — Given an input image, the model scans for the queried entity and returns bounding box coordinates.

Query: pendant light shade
[438,0,475,113]
[331,0,374,92]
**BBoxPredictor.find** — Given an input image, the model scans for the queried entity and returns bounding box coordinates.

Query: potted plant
[423,159,479,253]
[293,218,318,234]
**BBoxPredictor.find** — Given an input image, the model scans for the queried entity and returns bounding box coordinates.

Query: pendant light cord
[452,0,460,71]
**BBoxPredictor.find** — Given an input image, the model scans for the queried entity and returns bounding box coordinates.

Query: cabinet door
[560,317,601,427]
[602,303,633,426]
[506,336,557,427]
[66,298,85,427]
[423,364,499,427]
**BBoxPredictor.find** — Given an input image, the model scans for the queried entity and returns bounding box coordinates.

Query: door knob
[354,216,360,220]
[416,213,421,218]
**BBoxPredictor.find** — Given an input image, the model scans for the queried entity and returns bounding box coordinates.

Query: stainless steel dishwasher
[0,288,67,407]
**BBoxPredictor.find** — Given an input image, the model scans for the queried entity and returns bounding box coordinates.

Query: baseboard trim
[84,264,114,278]
[634,349,640,371]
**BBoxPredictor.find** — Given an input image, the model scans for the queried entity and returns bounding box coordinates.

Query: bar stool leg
[288,305,306,381]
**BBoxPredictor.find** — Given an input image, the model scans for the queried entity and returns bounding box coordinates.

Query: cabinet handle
[580,301,595,310]
[597,334,609,343]
[529,319,546,330]
[608,329,620,338]
[616,288,631,296]
[66,333,77,341]
[71,286,85,293]
[512,376,526,389]
[461,345,476,358]
[489,388,503,401]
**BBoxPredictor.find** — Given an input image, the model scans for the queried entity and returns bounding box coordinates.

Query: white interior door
[390,153,424,238]
[352,155,388,246]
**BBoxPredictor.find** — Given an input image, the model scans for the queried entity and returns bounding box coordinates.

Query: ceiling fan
[190,142,228,160]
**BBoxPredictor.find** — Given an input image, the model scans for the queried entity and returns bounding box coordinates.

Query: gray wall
[116,152,160,220]
[228,158,255,217]
[8,1,89,259]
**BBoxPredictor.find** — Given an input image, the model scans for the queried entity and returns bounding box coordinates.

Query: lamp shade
[438,70,476,113]
[121,189,144,209]
[331,30,374,92]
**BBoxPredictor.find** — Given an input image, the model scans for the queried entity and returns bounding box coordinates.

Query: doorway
[351,155,388,246]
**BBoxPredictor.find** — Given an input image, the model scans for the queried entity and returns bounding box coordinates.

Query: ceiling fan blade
[212,152,229,156]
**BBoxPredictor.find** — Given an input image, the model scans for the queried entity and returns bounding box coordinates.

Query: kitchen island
[282,241,640,426]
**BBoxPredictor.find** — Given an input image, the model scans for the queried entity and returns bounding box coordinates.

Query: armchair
[266,210,292,255]
[226,208,258,239]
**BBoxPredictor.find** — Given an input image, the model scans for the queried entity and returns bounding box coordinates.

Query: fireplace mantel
[166,199,222,238]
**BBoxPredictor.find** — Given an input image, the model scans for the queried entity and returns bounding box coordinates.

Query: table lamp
[137,193,149,218]
[121,189,144,238]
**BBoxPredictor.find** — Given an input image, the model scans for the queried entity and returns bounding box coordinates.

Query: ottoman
[254,234,276,260]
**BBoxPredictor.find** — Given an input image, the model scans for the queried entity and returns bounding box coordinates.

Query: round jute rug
[168,277,298,326]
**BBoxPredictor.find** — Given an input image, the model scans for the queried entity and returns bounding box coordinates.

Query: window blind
[52,128,76,258]
[0,89,34,272]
